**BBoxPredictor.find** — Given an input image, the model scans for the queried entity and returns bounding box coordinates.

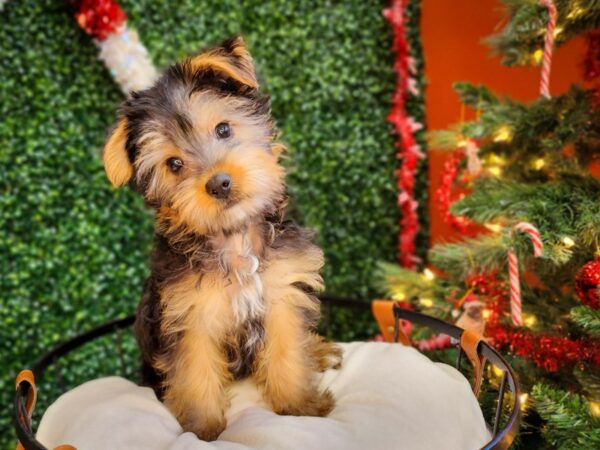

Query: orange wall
[422,0,588,245]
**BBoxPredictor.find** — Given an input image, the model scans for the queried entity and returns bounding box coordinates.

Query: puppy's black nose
[206,172,232,199]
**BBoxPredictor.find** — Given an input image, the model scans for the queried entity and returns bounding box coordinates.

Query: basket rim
[14,298,520,450]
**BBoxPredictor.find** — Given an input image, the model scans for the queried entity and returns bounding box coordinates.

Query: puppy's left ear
[103,118,133,187]
[191,36,259,89]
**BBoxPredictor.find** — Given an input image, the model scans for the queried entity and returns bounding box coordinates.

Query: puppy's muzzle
[206,172,232,199]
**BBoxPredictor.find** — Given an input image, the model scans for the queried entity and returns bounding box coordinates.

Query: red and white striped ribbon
[508,222,543,326]
[539,0,557,98]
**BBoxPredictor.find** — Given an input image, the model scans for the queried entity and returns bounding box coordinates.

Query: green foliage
[0,0,401,446]
[571,306,600,337]
[384,1,600,447]
[404,0,430,260]
[532,384,600,449]
[429,234,507,278]
[488,0,600,66]
[431,85,600,176]
[453,177,600,259]
[375,262,451,317]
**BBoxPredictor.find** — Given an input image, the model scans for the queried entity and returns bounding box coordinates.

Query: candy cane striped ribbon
[539,0,557,98]
[508,222,543,326]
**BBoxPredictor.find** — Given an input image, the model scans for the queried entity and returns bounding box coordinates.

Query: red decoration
[538,0,557,98]
[71,0,127,41]
[582,30,600,82]
[575,258,600,309]
[490,326,600,373]
[436,151,477,235]
[416,334,451,351]
[455,272,600,372]
[384,0,424,270]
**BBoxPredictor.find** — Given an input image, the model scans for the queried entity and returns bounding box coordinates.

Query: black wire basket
[14,298,520,450]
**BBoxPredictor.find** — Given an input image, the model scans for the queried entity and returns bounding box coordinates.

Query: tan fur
[103,119,132,187]
[156,272,234,439]
[270,142,287,160]
[190,37,258,89]
[168,148,284,235]
[309,334,343,371]
[155,240,336,436]
[252,245,335,416]
[128,91,283,235]
[107,40,341,440]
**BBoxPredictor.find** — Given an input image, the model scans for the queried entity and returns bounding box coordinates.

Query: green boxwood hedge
[0,0,400,446]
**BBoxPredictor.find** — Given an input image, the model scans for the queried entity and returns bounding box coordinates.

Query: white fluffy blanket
[37,342,490,450]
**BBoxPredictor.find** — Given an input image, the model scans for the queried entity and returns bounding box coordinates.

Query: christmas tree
[380,1,600,447]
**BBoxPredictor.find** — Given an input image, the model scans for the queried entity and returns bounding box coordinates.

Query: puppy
[102,37,341,441]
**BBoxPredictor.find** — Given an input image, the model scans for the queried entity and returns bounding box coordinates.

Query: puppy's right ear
[103,118,133,187]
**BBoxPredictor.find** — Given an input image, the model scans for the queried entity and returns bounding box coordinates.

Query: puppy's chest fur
[214,230,266,379]
[161,228,267,380]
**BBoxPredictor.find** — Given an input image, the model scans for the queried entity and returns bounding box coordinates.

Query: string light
[488,153,506,165]
[491,365,504,378]
[488,166,503,177]
[392,291,406,301]
[567,3,585,20]
[493,125,513,143]
[553,26,563,38]
[520,393,529,410]
[419,298,434,307]
[482,309,492,320]
[485,223,503,233]
[532,158,546,170]
[523,313,538,328]
[423,268,435,281]
[590,401,600,418]
[562,236,575,248]
[531,49,543,65]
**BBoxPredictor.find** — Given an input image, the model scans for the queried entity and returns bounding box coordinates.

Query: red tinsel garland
[468,272,600,372]
[384,0,424,270]
[436,150,477,235]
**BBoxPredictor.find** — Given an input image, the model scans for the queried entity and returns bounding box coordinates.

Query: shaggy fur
[102,37,341,441]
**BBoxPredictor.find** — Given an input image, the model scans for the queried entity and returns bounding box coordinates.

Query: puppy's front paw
[184,415,226,442]
[312,337,343,371]
[275,388,335,418]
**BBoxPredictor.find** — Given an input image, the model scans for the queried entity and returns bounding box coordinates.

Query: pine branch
[429,235,508,278]
[488,0,600,66]
[575,370,600,402]
[453,82,500,110]
[451,177,600,254]
[374,262,451,315]
[429,177,600,279]
[532,383,600,449]
[428,85,600,169]
[571,306,600,337]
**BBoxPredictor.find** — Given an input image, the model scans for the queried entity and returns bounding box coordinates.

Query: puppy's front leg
[254,294,334,417]
[160,331,230,441]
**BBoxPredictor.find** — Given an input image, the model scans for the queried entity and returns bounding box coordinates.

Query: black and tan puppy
[102,37,341,441]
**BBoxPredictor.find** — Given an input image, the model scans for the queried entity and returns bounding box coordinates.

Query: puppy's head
[103,37,286,235]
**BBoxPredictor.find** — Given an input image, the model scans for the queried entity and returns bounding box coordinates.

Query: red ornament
[575,259,600,309]
[71,0,127,41]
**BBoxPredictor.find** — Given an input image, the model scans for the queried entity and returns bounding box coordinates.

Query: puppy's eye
[166,157,184,173]
[215,122,231,139]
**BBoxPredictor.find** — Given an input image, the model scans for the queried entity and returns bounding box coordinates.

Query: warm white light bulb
[562,237,575,248]
[419,298,434,308]
[519,393,529,409]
